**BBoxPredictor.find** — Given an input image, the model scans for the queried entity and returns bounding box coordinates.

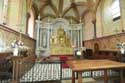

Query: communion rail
[0,58,12,83]
[0,59,120,83]
[12,61,119,83]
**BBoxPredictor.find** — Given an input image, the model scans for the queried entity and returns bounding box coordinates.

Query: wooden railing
[0,24,36,83]
[11,55,35,83]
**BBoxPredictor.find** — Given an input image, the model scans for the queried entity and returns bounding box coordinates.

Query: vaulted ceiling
[32,0,100,23]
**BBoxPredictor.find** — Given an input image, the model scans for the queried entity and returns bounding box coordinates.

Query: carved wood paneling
[83,33,125,60]
[84,33,125,51]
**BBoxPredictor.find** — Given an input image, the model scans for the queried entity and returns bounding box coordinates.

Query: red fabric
[60,56,69,68]
[60,56,68,61]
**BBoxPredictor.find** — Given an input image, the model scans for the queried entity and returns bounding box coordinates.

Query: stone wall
[0,25,36,54]
[84,0,125,40]
[0,0,27,33]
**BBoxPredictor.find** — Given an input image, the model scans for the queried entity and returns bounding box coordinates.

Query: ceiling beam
[50,3,58,17]
[94,0,101,12]
[58,0,63,17]
[62,6,72,17]
[32,4,38,18]
[39,4,49,16]
[33,0,100,23]
[81,9,90,18]
[39,0,58,18]
[71,3,80,22]
[87,0,94,9]
[81,0,98,20]
[75,2,88,6]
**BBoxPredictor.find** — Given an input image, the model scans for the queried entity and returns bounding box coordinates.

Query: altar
[50,47,73,55]
[50,27,73,55]
[35,18,83,57]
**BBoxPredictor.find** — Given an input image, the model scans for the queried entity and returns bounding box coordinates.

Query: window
[28,9,35,38]
[0,0,8,24]
[111,0,121,21]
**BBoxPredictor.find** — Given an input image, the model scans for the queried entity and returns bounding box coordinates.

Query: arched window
[0,0,3,23]
[27,9,35,38]
[111,0,120,21]
[0,0,8,24]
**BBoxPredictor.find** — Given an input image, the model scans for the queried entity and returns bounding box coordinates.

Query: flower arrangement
[116,42,125,49]
[116,42,125,54]
[11,40,24,48]
[10,40,30,56]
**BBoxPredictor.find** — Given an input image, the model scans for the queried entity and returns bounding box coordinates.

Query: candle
[13,48,19,56]
[120,48,125,54]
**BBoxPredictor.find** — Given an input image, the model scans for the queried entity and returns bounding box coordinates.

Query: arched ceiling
[32,0,100,23]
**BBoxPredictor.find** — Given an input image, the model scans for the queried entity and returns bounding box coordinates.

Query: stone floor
[1,77,125,83]
[30,77,125,83]
[34,77,125,83]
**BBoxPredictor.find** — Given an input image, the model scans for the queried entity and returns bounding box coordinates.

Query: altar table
[66,60,125,83]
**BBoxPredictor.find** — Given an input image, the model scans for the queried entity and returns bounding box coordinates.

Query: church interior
[0,0,125,83]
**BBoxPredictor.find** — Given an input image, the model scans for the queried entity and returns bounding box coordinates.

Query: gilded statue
[50,27,73,55]
[50,27,71,47]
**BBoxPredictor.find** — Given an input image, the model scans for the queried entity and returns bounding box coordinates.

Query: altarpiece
[35,18,83,57]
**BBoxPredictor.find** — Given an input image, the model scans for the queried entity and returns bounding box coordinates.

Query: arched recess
[27,8,35,38]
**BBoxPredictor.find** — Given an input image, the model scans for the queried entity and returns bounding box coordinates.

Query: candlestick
[79,16,82,23]
[70,17,73,24]
[47,16,50,22]
[19,29,22,41]
[120,48,125,54]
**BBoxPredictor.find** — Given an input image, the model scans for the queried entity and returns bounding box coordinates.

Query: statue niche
[50,27,73,55]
